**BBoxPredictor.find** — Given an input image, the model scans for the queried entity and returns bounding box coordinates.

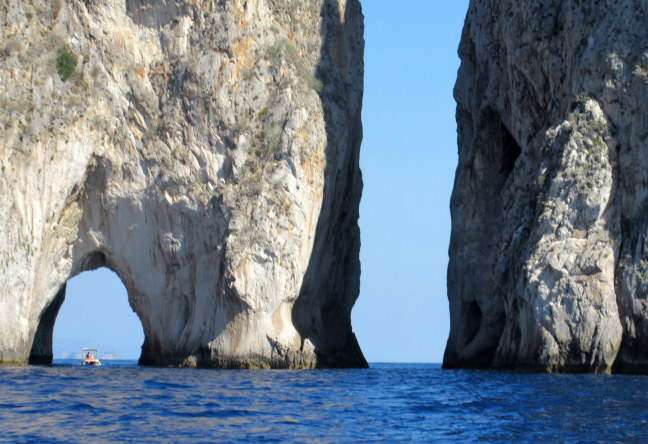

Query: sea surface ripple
[0,362,647,442]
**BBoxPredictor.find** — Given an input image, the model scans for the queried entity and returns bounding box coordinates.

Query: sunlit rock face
[0,0,366,368]
[446,0,648,373]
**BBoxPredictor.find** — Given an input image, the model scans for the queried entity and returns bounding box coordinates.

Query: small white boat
[81,348,101,366]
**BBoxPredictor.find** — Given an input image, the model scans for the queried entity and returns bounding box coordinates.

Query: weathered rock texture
[0,0,366,368]
[446,0,648,373]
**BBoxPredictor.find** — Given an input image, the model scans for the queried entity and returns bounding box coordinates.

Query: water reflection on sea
[0,362,647,442]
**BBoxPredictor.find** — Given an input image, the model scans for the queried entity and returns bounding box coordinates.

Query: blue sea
[0,362,647,443]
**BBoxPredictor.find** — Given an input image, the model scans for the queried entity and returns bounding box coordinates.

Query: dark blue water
[1,362,647,443]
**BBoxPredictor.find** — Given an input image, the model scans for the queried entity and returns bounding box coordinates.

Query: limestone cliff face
[446,0,648,372]
[0,0,366,368]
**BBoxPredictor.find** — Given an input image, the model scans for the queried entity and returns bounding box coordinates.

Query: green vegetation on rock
[55,46,77,81]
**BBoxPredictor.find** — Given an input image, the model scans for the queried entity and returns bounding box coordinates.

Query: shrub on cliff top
[574,92,591,112]
[56,46,77,81]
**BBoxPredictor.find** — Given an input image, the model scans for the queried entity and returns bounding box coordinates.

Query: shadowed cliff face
[446,0,648,373]
[292,0,366,368]
[0,0,366,368]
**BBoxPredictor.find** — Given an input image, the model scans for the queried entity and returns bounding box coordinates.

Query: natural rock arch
[0,0,366,368]
[30,257,142,364]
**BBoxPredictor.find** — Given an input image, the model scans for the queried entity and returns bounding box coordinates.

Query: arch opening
[29,266,145,364]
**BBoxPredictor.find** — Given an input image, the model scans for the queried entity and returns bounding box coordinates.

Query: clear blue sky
[53,1,469,362]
